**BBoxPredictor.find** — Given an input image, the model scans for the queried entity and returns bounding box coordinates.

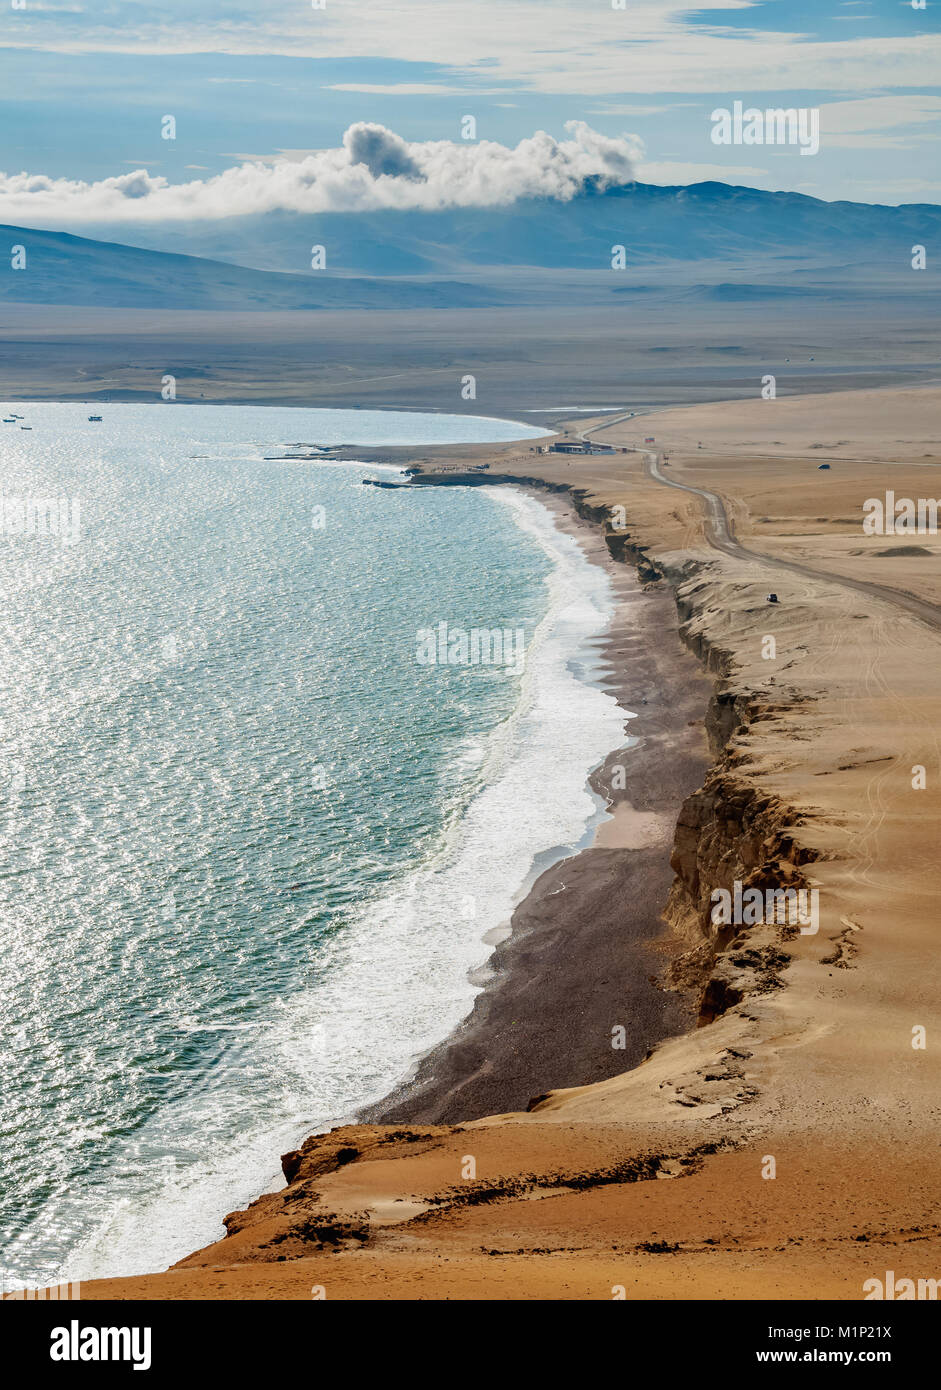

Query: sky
[0,0,939,232]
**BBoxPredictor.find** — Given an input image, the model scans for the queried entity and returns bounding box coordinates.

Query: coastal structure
[547,440,619,456]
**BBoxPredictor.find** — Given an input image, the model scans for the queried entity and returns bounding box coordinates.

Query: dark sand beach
[366,491,711,1123]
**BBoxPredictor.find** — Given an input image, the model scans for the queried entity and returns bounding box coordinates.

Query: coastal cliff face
[657,561,822,1023]
[491,474,821,1029]
[572,490,666,585]
[665,769,812,1023]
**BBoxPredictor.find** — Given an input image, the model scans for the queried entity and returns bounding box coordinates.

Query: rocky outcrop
[669,772,816,937]
[566,491,666,585]
[408,471,571,491]
[177,1125,453,1264]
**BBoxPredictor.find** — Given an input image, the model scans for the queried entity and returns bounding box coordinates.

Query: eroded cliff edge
[538,479,824,1035]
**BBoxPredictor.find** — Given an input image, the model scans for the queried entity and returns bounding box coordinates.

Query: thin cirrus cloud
[1,0,938,97]
[0,122,643,226]
[326,85,503,97]
[817,95,941,149]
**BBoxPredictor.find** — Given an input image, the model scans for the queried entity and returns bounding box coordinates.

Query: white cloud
[326,84,493,96]
[0,121,642,226]
[813,95,941,150]
[3,0,940,97]
[587,103,698,117]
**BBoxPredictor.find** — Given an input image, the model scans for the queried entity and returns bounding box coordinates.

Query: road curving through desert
[623,437,941,635]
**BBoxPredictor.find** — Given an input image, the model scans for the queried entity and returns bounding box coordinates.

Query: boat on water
[88,415,103,422]
[2,417,15,423]
[20,426,32,431]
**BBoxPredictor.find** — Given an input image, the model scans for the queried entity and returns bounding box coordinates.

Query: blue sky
[0,0,939,226]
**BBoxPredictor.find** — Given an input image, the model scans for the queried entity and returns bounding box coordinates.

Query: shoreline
[81,419,732,1294]
[81,413,719,1278]
[84,420,715,1274]
[362,487,711,1124]
[1,405,602,1291]
[0,395,570,430]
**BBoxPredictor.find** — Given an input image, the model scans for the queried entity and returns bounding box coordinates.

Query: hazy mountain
[2,181,937,313]
[80,181,941,279]
[0,225,508,310]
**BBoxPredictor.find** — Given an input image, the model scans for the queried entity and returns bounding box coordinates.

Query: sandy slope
[83,385,941,1301]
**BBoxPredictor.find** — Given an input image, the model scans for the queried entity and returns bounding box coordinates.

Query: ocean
[0,402,626,1287]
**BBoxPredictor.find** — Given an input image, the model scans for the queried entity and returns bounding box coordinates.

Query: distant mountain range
[2,181,938,310]
[84,181,941,277]
[0,224,507,311]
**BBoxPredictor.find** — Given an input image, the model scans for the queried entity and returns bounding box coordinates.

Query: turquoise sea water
[0,403,626,1286]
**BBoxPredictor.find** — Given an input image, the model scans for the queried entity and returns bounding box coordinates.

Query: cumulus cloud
[0,122,642,227]
[343,124,424,181]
